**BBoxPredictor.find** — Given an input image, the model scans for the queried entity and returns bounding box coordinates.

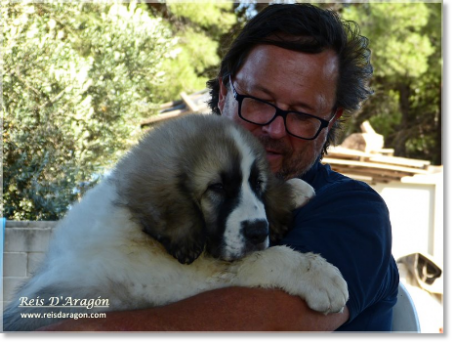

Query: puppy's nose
[242,220,269,244]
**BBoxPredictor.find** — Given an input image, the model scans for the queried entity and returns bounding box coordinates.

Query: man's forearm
[40,287,349,331]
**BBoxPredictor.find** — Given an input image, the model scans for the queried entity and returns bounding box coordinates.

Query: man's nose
[261,115,287,139]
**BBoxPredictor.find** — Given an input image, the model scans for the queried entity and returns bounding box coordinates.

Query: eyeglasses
[229,75,336,140]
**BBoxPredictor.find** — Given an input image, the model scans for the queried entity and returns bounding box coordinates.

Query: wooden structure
[323,121,439,185]
[323,146,437,184]
[141,89,212,128]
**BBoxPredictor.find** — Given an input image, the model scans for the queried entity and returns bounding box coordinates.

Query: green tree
[2,1,240,221]
[146,1,237,100]
[2,1,175,220]
[340,3,442,164]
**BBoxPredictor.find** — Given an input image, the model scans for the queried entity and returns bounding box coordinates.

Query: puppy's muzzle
[241,220,269,245]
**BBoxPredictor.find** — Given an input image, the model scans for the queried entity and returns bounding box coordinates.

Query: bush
[3,1,176,220]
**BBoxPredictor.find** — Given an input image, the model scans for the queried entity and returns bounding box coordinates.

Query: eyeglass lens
[240,97,322,139]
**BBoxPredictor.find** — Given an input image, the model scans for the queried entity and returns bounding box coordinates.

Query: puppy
[3,114,348,331]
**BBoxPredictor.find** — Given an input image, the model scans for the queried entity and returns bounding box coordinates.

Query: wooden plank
[332,166,408,179]
[360,121,377,134]
[140,109,186,127]
[327,146,430,169]
[367,155,430,169]
[375,148,395,156]
[329,164,406,176]
[326,166,397,184]
[159,99,183,110]
[342,174,373,182]
[322,158,430,175]
[327,146,373,159]
[180,91,199,112]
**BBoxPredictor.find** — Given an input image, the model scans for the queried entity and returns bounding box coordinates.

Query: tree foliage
[2,0,239,220]
[340,3,442,164]
[146,1,237,100]
[2,1,171,219]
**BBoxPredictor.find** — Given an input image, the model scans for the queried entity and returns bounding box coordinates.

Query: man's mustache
[257,136,292,157]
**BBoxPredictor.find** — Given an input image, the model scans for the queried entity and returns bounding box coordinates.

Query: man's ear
[329,107,343,129]
[218,76,228,114]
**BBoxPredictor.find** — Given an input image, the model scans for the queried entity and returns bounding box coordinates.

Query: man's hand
[38,287,349,331]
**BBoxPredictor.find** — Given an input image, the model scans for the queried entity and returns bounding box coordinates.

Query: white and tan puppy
[3,114,348,331]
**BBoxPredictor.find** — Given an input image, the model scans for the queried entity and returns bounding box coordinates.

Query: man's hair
[207,3,373,155]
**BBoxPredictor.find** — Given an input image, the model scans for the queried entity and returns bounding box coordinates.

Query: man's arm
[40,287,349,331]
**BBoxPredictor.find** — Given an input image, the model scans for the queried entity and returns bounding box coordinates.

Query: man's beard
[275,156,316,181]
[257,136,317,181]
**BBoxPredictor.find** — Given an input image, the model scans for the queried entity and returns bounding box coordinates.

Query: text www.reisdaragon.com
[19,311,107,321]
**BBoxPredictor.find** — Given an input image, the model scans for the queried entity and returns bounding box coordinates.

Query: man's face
[218,45,342,180]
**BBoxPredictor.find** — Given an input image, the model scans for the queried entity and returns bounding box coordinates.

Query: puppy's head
[115,115,302,264]
[193,124,273,261]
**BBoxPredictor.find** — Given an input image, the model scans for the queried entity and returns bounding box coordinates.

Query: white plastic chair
[392,282,421,332]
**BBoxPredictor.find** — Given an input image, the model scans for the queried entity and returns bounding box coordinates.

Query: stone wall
[3,221,57,306]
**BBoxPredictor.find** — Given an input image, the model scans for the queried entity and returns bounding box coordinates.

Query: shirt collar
[300,158,323,185]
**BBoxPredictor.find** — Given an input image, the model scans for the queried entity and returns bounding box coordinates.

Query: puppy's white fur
[3,115,348,331]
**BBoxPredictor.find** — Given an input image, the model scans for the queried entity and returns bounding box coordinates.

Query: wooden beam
[180,91,199,112]
[140,109,187,127]
[322,158,430,175]
[367,155,430,169]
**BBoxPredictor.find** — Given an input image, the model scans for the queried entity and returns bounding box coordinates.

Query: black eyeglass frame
[229,75,337,141]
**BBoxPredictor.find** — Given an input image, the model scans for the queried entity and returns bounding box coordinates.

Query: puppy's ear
[142,196,207,265]
[142,173,206,264]
[264,178,315,244]
[119,172,207,265]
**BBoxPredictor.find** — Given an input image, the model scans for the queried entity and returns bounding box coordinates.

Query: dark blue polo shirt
[278,161,399,331]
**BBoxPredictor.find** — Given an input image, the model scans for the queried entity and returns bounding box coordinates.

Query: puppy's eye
[208,183,224,193]
[252,178,264,191]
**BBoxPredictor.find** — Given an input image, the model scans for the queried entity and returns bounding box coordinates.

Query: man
[43,3,398,331]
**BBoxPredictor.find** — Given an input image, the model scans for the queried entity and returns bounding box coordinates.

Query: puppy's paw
[160,236,205,265]
[285,179,315,208]
[233,246,348,314]
[294,252,349,314]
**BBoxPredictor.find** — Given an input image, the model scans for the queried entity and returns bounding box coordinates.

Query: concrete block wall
[3,221,57,307]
